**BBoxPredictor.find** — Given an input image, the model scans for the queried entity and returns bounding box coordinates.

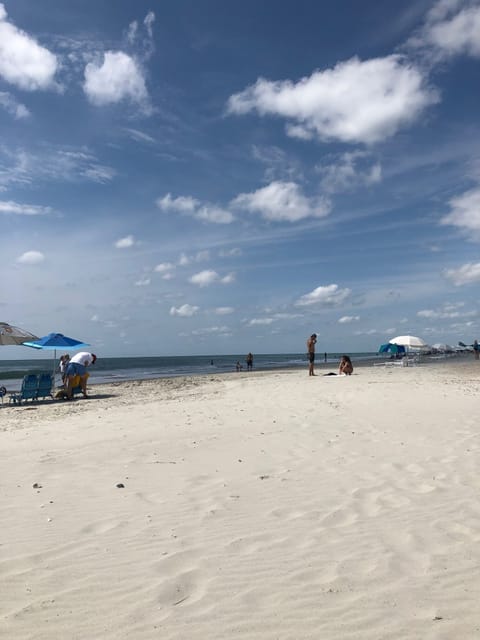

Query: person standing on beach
[307,334,317,376]
[59,354,70,384]
[246,352,253,371]
[474,340,480,360]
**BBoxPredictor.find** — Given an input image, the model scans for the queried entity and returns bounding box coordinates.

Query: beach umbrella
[0,322,38,345]
[22,332,90,376]
[432,343,454,352]
[378,343,406,355]
[389,335,429,350]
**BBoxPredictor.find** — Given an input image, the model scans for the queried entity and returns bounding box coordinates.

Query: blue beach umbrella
[23,333,90,376]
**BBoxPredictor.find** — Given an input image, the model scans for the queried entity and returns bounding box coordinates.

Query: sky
[1,0,480,358]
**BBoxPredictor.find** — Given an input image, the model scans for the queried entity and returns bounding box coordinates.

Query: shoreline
[1,350,472,393]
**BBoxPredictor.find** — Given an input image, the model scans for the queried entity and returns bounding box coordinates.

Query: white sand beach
[1,360,480,639]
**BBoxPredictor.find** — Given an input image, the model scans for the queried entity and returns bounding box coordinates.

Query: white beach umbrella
[0,322,38,345]
[432,343,454,352]
[389,335,429,350]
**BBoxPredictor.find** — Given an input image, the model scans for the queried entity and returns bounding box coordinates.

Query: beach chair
[36,372,54,400]
[9,374,39,405]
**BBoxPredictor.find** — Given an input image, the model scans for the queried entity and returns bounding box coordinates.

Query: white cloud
[115,235,136,249]
[191,325,230,336]
[0,4,58,90]
[419,2,480,58]
[227,55,438,145]
[426,0,464,24]
[444,262,480,286]
[124,127,156,144]
[82,164,116,183]
[196,205,234,224]
[0,200,51,215]
[214,306,235,315]
[195,250,210,262]
[444,302,465,311]
[354,328,381,336]
[0,147,116,191]
[134,276,150,286]
[0,92,30,119]
[157,193,199,213]
[220,272,235,284]
[296,284,352,307]
[218,247,242,257]
[338,315,360,323]
[416,305,471,318]
[156,193,234,224]
[127,11,156,60]
[83,51,148,107]
[144,12,155,40]
[232,180,331,222]
[441,187,480,232]
[318,151,382,194]
[16,250,44,264]
[190,270,218,287]
[154,262,174,273]
[249,318,274,325]
[188,270,235,287]
[170,304,199,317]
[272,312,304,320]
[417,309,440,318]
[178,252,190,266]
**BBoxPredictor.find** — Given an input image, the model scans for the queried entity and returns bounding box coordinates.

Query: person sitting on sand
[339,355,353,375]
[236,361,243,372]
[65,352,97,399]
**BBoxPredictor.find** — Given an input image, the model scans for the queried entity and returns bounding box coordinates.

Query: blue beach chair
[9,374,39,405]
[36,372,54,400]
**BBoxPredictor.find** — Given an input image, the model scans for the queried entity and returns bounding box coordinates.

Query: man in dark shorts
[307,333,317,376]
[65,352,97,398]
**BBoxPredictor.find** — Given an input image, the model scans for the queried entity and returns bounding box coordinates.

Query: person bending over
[66,352,97,398]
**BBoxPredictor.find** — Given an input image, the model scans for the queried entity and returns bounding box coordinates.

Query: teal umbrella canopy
[23,333,89,350]
[23,333,90,377]
[379,343,406,355]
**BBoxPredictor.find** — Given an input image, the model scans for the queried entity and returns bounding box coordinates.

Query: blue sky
[1,0,480,357]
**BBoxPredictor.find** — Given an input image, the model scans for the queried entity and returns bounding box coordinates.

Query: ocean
[0,352,379,391]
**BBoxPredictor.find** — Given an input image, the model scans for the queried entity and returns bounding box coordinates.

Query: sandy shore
[1,360,480,639]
